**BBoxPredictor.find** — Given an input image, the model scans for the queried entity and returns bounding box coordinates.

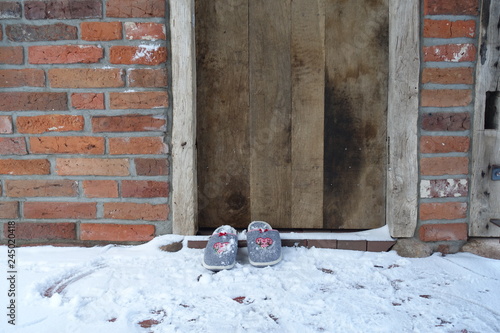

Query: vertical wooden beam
[386,0,420,237]
[470,0,500,237]
[249,0,292,227]
[323,0,389,229]
[290,0,325,228]
[170,0,197,235]
[195,0,250,228]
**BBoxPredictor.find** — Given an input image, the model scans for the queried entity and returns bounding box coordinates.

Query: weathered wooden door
[196,0,388,229]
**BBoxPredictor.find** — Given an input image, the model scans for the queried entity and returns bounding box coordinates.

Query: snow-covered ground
[1,234,500,333]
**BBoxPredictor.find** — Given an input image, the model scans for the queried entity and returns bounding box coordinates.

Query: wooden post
[386,0,420,237]
[470,0,500,237]
[170,0,198,235]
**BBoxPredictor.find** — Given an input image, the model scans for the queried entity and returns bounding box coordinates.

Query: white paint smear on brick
[420,180,431,198]
[451,44,473,62]
[132,44,161,61]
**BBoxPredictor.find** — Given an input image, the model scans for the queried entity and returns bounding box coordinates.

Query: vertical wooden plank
[249,0,292,228]
[386,0,420,237]
[171,0,197,235]
[470,0,500,237]
[195,0,250,228]
[291,0,325,229]
[323,0,389,229]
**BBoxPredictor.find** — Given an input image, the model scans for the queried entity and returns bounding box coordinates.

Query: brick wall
[0,0,486,248]
[0,0,171,245]
[418,0,479,249]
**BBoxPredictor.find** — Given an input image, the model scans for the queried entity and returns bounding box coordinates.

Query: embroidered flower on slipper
[213,242,230,254]
[256,237,273,249]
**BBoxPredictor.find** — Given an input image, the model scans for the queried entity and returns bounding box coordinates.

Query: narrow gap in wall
[484,91,499,129]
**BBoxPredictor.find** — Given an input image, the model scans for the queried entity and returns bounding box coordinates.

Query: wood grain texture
[195,0,395,231]
[249,0,292,228]
[470,0,500,237]
[195,0,250,228]
[323,0,389,229]
[291,0,325,228]
[386,0,420,237]
[171,0,197,235]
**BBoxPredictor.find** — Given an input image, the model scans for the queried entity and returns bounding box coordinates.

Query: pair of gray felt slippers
[202,221,282,271]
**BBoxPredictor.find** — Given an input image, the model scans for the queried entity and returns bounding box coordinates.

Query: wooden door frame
[470,0,500,237]
[169,0,420,237]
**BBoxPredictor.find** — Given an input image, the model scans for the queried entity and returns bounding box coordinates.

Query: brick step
[188,238,395,252]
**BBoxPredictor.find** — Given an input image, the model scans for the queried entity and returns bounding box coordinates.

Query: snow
[2,234,500,333]
[132,44,162,61]
[451,44,473,62]
[191,226,394,242]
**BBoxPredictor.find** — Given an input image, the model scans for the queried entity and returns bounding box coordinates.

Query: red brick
[420,202,467,221]
[0,202,19,219]
[122,180,169,198]
[419,223,468,242]
[420,136,470,153]
[29,45,103,64]
[29,136,105,154]
[421,90,472,107]
[56,158,129,176]
[92,114,166,132]
[0,2,22,18]
[103,202,169,221]
[420,179,468,198]
[0,159,50,175]
[16,114,84,134]
[81,21,122,41]
[80,223,155,241]
[0,92,67,111]
[423,20,476,38]
[424,44,476,62]
[135,158,169,176]
[109,91,168,109]
[422,112,470,131]
[48,68,124,88]
[82,180,119,198]
[109,137,167,155]
[5,180,78,197]
[0,116,13,134]
[6,222,76,240]
[0,47,23,64]
[71,93,105,110]
[24,0,102,20]
[106,0,165,18]
[424,0,479,16]
[420,157,469,176]
[6,23,77,42]
[124,22,166,40]
[0,138,27,155]
[24,202,96,219]
[0,69,45,88]
[109,46,167,65]
[337,240,366,251]
[421,67,474,85]
[128,68,167,88]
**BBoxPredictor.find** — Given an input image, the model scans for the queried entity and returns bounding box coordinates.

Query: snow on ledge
[184,225,394,242]
[280,225,394,241]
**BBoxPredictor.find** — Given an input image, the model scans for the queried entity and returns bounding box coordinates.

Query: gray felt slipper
[202,225,238,271]
[247,221,282,267]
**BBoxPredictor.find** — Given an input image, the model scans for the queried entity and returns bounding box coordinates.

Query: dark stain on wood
[324,75,365,229]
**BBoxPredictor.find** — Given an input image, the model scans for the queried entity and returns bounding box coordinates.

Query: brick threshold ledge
[187,227,396,252]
